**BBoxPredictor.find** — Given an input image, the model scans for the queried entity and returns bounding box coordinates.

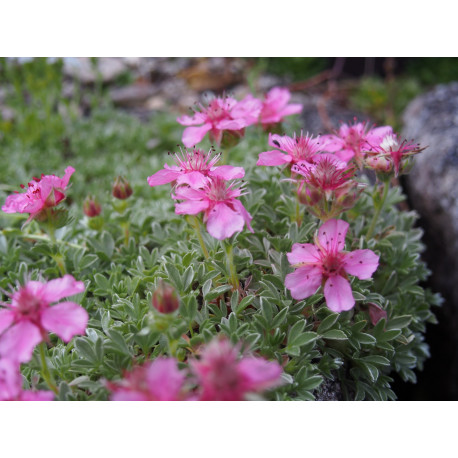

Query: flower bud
[367,302,387,326]
[83,195,102,217]
[365,155,392,174]
[152,281,179,314]
[112,176,133,200]
[218,128,245,149]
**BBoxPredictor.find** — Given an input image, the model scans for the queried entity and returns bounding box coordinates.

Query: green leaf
[317,313,340,333]
[106,329,132,357]
[321,330,347,340]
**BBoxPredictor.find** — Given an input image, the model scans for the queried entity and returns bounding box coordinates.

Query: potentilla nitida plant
[147,147,245,189]
[177,94,261,148]
[293,155,366,221]
[285,219,379,312]
[1,166,75,225]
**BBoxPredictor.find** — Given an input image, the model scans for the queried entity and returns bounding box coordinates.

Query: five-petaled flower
[108,358,187,401]
[0,358,54,401]
[177,95,261,147]
[173,177,253,240]
[147,147,244,190]
[1,166,75,223]
[0,275,88,363]
[190,338,283,401]
[285,219,379,312]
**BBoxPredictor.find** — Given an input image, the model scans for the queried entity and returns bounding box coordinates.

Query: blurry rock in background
[403,83,458,400]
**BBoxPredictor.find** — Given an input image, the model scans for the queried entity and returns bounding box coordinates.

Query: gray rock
[403,82,458,399]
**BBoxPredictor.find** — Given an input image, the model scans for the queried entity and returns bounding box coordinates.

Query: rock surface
[403,82,458,399]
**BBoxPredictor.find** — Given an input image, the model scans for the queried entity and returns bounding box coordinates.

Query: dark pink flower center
[320,252,345,277]
[14,288,46,324]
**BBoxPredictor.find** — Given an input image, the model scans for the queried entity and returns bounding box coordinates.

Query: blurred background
[1,57,457,399]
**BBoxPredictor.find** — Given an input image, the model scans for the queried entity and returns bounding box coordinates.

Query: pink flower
[2,166,75,223]
[320,121,392,165]
[365,133,425,177]
[191,338,283,401]
[257,132,323,168]
[177,95,261,147]
[108,358,186,401]
[0,275,87,363]
[147,148,245,189]
[259,87,303,126]
[0,358,54,401]
[285,219,379,312]
[173,177,253,240]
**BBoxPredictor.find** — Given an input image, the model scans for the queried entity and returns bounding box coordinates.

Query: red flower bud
[152,281,179,314]
[83,195,102,217]
[112,176,133,200]
[367,302,387,325]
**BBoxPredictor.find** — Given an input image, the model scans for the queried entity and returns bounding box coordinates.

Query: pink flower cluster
[177,87,302,147]
[148,148,253,240]
[2,166,75,223]
[108,338,283,401]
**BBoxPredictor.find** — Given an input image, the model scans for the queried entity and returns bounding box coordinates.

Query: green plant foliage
[0,59,441,401]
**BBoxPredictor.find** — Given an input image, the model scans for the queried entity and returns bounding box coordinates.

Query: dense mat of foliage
[0,59,441,400]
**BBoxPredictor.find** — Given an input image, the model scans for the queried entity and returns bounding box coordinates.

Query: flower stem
[224,240,239,291]
[39,342,59,395]
[187,215,209,259]
[295,183,302,227]
[366,179,390,239]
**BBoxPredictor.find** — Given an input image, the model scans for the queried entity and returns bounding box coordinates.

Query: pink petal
[111,391,150,401]
[343,249,379,280]
[335,148,355,162]
[317,219,349,253]
[287,243,321,266]
[61,166,76,187]
[147,168,181,187]
[41,275,85,303]
[257,150,292,166]
[0,358,22,401]
[367,126,393,142]
[176,171,209,189]
[176,112,207,126]
[41,302,88,342]
[0,322,43,363]
[182,123,212,148]
[209,165,245,180]
[319,135,344,153]
[173,186,205,201]
[238,357,283,391]
[175,199,209,215]
[214,119,246,130]
[231,199,254,233]
[20,390,55,401]
[323,275,355,312]
[0,309,15,334]
[206,203,244,240]
[285,266,323,300]
[147,358,185,401]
